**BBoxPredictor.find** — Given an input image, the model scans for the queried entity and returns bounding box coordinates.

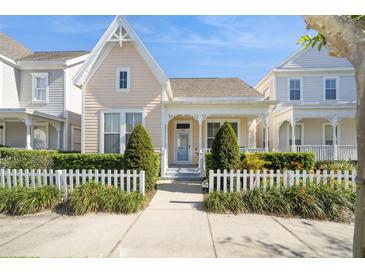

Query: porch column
[50,122,62,150]
[262,113,270,152]
[23,118,32,150]
[290,120,296,152]
[331,117,338,160]
[247,118,257,149]
[196,114,206,177]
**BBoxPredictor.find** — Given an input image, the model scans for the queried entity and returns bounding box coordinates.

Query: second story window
[32,73,48,103]
[324,78,337,100]
[116,67,130,91]
[289,79,301,101]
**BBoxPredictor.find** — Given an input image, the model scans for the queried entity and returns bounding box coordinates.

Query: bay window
[32,73,48,103]
[289,79,301,101]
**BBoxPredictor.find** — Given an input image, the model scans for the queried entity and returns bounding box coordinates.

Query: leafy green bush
[257,152,315,170]
[205,151,315,174]
[315,160,357,171]
[0,148,56,169]
[240,153,271,171]
[204,184,354,222]
[124,125,157,191]
[66,182,146,215]
[53,153,124,170]
[0,186,61,215]
[211,121,240,171]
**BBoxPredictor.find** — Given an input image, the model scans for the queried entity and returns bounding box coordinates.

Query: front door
[175,123,191,163]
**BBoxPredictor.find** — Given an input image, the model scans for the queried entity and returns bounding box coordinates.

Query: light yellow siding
[84,42,163,153]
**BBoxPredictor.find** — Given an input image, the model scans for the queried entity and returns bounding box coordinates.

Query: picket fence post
[139,171,145,196]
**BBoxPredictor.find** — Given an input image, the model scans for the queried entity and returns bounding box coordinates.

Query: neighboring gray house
[0,32,88,151]
[255,47,357,160]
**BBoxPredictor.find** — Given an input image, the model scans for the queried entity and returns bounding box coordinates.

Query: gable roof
[18,51,89,62]
[277,47,352,70]
[0,32,32,60]
[73,15,168,88]
[170,78,263,98]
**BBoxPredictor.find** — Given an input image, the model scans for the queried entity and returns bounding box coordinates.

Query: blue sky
[0,16,309,85]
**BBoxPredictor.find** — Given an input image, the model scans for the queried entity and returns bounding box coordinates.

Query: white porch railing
[203,147,266,154]
[208,169,356,193]
[278,145,358,161]
[0,169,146,196]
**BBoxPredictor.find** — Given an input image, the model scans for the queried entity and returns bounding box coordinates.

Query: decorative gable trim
[73,16,168,89]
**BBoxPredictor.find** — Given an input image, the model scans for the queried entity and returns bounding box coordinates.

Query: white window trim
[205,118,241,149]
[116,67,131,92]
[322,122,341,145]
[31,73,49,104]
[0,121,6,146]
[174,120,193,164]
[100,108,145,153]
[70,126,81,152]
[287,123,304,146]
[32,122,49,150]
[323,76,340,101]
[288,77,303,102]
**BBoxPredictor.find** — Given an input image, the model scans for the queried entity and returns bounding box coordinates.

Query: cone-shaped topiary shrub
[211,121,240,171]
[124,124,156,191]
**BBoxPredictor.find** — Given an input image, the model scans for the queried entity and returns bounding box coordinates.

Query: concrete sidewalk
[0,180,354,258]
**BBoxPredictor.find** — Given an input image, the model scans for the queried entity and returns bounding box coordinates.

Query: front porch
[274,106,357,161]
[0,108,65,150]
[160,101,273,177]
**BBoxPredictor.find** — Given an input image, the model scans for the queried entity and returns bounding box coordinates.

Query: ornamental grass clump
[0,186,61,215]
[204,183,355,222]
[65,182,146,215]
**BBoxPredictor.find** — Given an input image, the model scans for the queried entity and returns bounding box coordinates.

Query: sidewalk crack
[271,216,320,257]
[206,213,218,258]
[0,215,60,248]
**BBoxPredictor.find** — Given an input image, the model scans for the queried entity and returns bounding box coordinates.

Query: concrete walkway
[0,180,354,258]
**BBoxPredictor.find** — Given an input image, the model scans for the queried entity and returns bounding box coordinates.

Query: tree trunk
[353,57,365,257]
[303,16,365,257]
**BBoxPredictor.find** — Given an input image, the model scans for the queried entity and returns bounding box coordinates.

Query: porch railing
[203,147,266,154]
[278,145,358,161]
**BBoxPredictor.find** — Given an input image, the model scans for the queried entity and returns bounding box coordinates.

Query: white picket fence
[0,169,145,196]
[208,169,356,193]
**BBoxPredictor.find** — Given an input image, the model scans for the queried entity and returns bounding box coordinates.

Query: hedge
[205,151,315,176]
[0,148,160,185]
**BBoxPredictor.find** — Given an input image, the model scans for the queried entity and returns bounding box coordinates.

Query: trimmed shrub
[0,186,61,215]
[315,160,357,171]
[66,182,146,215]
[257,152,315,170]
[205,151,315,175]
[124,125,157,191]
[204,184,354,222]
[0,148,56,169]
[211,121,240,171]
[53,153,124,170]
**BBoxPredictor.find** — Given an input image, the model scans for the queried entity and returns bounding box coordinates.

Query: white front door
[175,123,191,164]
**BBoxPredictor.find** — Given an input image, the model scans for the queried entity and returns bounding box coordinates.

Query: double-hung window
[102,111,143,153]
[125,113,143,144]
[103,113,121,154]
[288,124,302,145]
[206,121,238,149]
[324,78,337,100]
[116,67,130,91]
[323,124,338,145]
[32,73,48,103]
[289,79,301,101]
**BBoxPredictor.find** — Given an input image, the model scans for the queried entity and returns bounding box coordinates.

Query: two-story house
[255,47,357,161]
[0,32,88,151]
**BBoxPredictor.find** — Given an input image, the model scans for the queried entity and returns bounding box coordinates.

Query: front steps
[162,166,203,181]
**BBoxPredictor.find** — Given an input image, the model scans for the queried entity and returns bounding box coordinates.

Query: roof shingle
[18,51,89,62]
[0,32,32,60]
[169,78,262,98]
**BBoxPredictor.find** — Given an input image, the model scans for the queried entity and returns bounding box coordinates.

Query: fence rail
[208,169,356,193]
[0,169,145,196]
